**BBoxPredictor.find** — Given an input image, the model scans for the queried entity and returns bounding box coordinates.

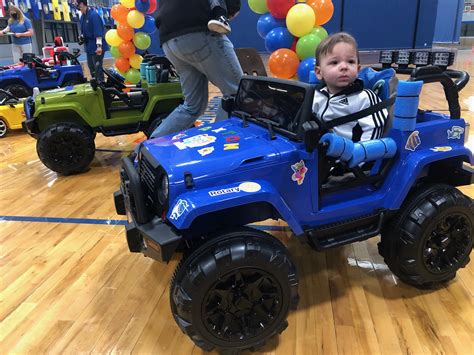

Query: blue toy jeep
[114,65,473,352]
[0,50,85,98]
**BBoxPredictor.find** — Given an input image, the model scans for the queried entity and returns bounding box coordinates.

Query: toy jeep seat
[235,48,267,76]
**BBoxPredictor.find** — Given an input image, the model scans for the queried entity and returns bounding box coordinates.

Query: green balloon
[296,34,322,60]
[311,26,328,41]
[248,0,268,14]
[133,32,151,50]
[125,68,141,84]
[110,46,121,59]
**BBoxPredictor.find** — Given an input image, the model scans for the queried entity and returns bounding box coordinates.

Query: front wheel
[37,123,95,175]
[0,118,8,137]
[379,184,473,288]
[170,227,299,352]
[3,84,31,99]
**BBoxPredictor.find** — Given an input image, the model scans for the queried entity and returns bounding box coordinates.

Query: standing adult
[150,0,243,139]
[0,4,34,64]
[77,0,108,82]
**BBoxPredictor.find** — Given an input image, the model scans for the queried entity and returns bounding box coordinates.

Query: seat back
[234,48,267,76]
[357,67,398,134]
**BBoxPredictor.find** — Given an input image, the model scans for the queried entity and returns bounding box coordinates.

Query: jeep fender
[35,104,90,129]
[167,180,304,235]
[384,146,473,209]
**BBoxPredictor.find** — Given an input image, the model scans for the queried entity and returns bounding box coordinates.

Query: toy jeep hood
[35,83,87,103]
[142,118,286,181]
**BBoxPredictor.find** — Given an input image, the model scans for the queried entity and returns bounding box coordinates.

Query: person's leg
[191,33,243,120]
[86,53,96,80]
[93,53,105,82]
[19,43,33,59]
[150,36,209,139]
[11,44,21,63]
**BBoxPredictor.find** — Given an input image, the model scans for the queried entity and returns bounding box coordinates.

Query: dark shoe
[208,16,231,34]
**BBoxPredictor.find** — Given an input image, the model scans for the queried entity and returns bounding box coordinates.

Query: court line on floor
[0,215,289,231]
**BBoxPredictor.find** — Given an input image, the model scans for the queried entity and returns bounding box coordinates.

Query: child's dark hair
[315,32,359,64]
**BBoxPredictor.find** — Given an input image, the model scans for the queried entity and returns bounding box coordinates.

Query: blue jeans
[86,52,104,82]
[150,32,243,139]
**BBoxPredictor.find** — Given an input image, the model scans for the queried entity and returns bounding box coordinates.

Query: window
[0,19,11,44]
[461,23,474,36]
[43,21,79,44]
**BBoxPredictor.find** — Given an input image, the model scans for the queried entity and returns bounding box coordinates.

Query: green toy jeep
[23,62,183,175]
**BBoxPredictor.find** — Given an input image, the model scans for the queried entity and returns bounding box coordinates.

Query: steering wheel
[102,67,126,90]
[55,52,80,66]
[31,55,48,69]
[0,89,19,105]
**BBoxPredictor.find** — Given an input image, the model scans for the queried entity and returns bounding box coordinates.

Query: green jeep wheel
[37,122,95,175]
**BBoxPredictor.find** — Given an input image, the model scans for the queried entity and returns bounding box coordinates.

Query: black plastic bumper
[114,156,181,262]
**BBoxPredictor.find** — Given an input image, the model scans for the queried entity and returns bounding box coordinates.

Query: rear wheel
[379,184,473,288]
[170,227,299,352]
[37,122,95,175]
[0,118,8,137]
[145,113,167,138]
[3,84,31,99]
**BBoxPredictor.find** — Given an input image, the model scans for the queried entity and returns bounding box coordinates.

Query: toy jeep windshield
[114,65,473,352]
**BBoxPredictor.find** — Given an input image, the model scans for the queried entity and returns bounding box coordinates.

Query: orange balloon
[268,48,300,79]
[111,4,130,24]
[307,0,334,26]
[117,23,134,41]
[119,41,135,58]
[115,57,130,73]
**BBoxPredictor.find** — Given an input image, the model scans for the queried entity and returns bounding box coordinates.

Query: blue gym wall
[149,0,462,54]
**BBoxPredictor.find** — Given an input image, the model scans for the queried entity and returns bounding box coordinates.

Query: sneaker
[208,16,231,34]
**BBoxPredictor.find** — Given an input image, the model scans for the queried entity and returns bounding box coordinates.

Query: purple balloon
[135,0,150,13]
[297,57,317,83]
[138,15,156,34]
[265,27,293,52]
[257,13,285,40]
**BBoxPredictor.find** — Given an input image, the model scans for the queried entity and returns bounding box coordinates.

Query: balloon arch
[105,0,157,84]
[249,0,334,82]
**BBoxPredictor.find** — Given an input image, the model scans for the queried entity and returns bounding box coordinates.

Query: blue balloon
[265,27,293,53]
[297,57,317,83]
[257,13,285,40]
[135,0,150,13]
[139,15,156,34]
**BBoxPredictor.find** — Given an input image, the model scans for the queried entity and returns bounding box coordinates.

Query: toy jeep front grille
[138,154,165,215]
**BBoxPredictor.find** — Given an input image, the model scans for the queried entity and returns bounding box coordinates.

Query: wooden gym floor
[1,50,473,354]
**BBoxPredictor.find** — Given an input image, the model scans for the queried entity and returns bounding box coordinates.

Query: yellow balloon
[286,4,316,38]
[120,0,135,9]
[127,10,145,29]
[105,29,124,47]
[129,54,143,69]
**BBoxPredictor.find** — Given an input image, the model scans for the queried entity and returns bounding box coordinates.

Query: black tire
[63,79,83,86]
[379,184,473,288]
[37,123,95,175]
[0,118,8,138]
[145,113,167,138]
[3,84,31,99]
[170,227,299,352]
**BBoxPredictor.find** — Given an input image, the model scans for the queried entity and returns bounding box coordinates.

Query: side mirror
[221,95,235,117]
[90,78,98,91]
[302,120,320,153]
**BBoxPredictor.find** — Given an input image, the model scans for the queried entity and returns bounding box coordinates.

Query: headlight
[158,173,169,204]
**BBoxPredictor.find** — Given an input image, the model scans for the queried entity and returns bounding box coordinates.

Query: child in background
[312,32,388,142]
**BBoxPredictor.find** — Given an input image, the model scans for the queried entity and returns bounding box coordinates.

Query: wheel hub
[202,268,283,342]
[423,214,472,274]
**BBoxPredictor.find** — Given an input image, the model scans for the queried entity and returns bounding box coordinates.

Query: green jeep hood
[35,83,87,104]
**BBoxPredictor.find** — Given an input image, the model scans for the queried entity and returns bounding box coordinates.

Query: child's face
[316,42,360,94]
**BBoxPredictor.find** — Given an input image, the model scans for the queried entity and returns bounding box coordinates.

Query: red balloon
[119,41,136,58]
[111,4,129,24]
[266,0,294,19]
[268,48,299,79]
[117,23,134,41]
[147,0,157,14]
[290,37,297,52]
[115,57,130,73]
